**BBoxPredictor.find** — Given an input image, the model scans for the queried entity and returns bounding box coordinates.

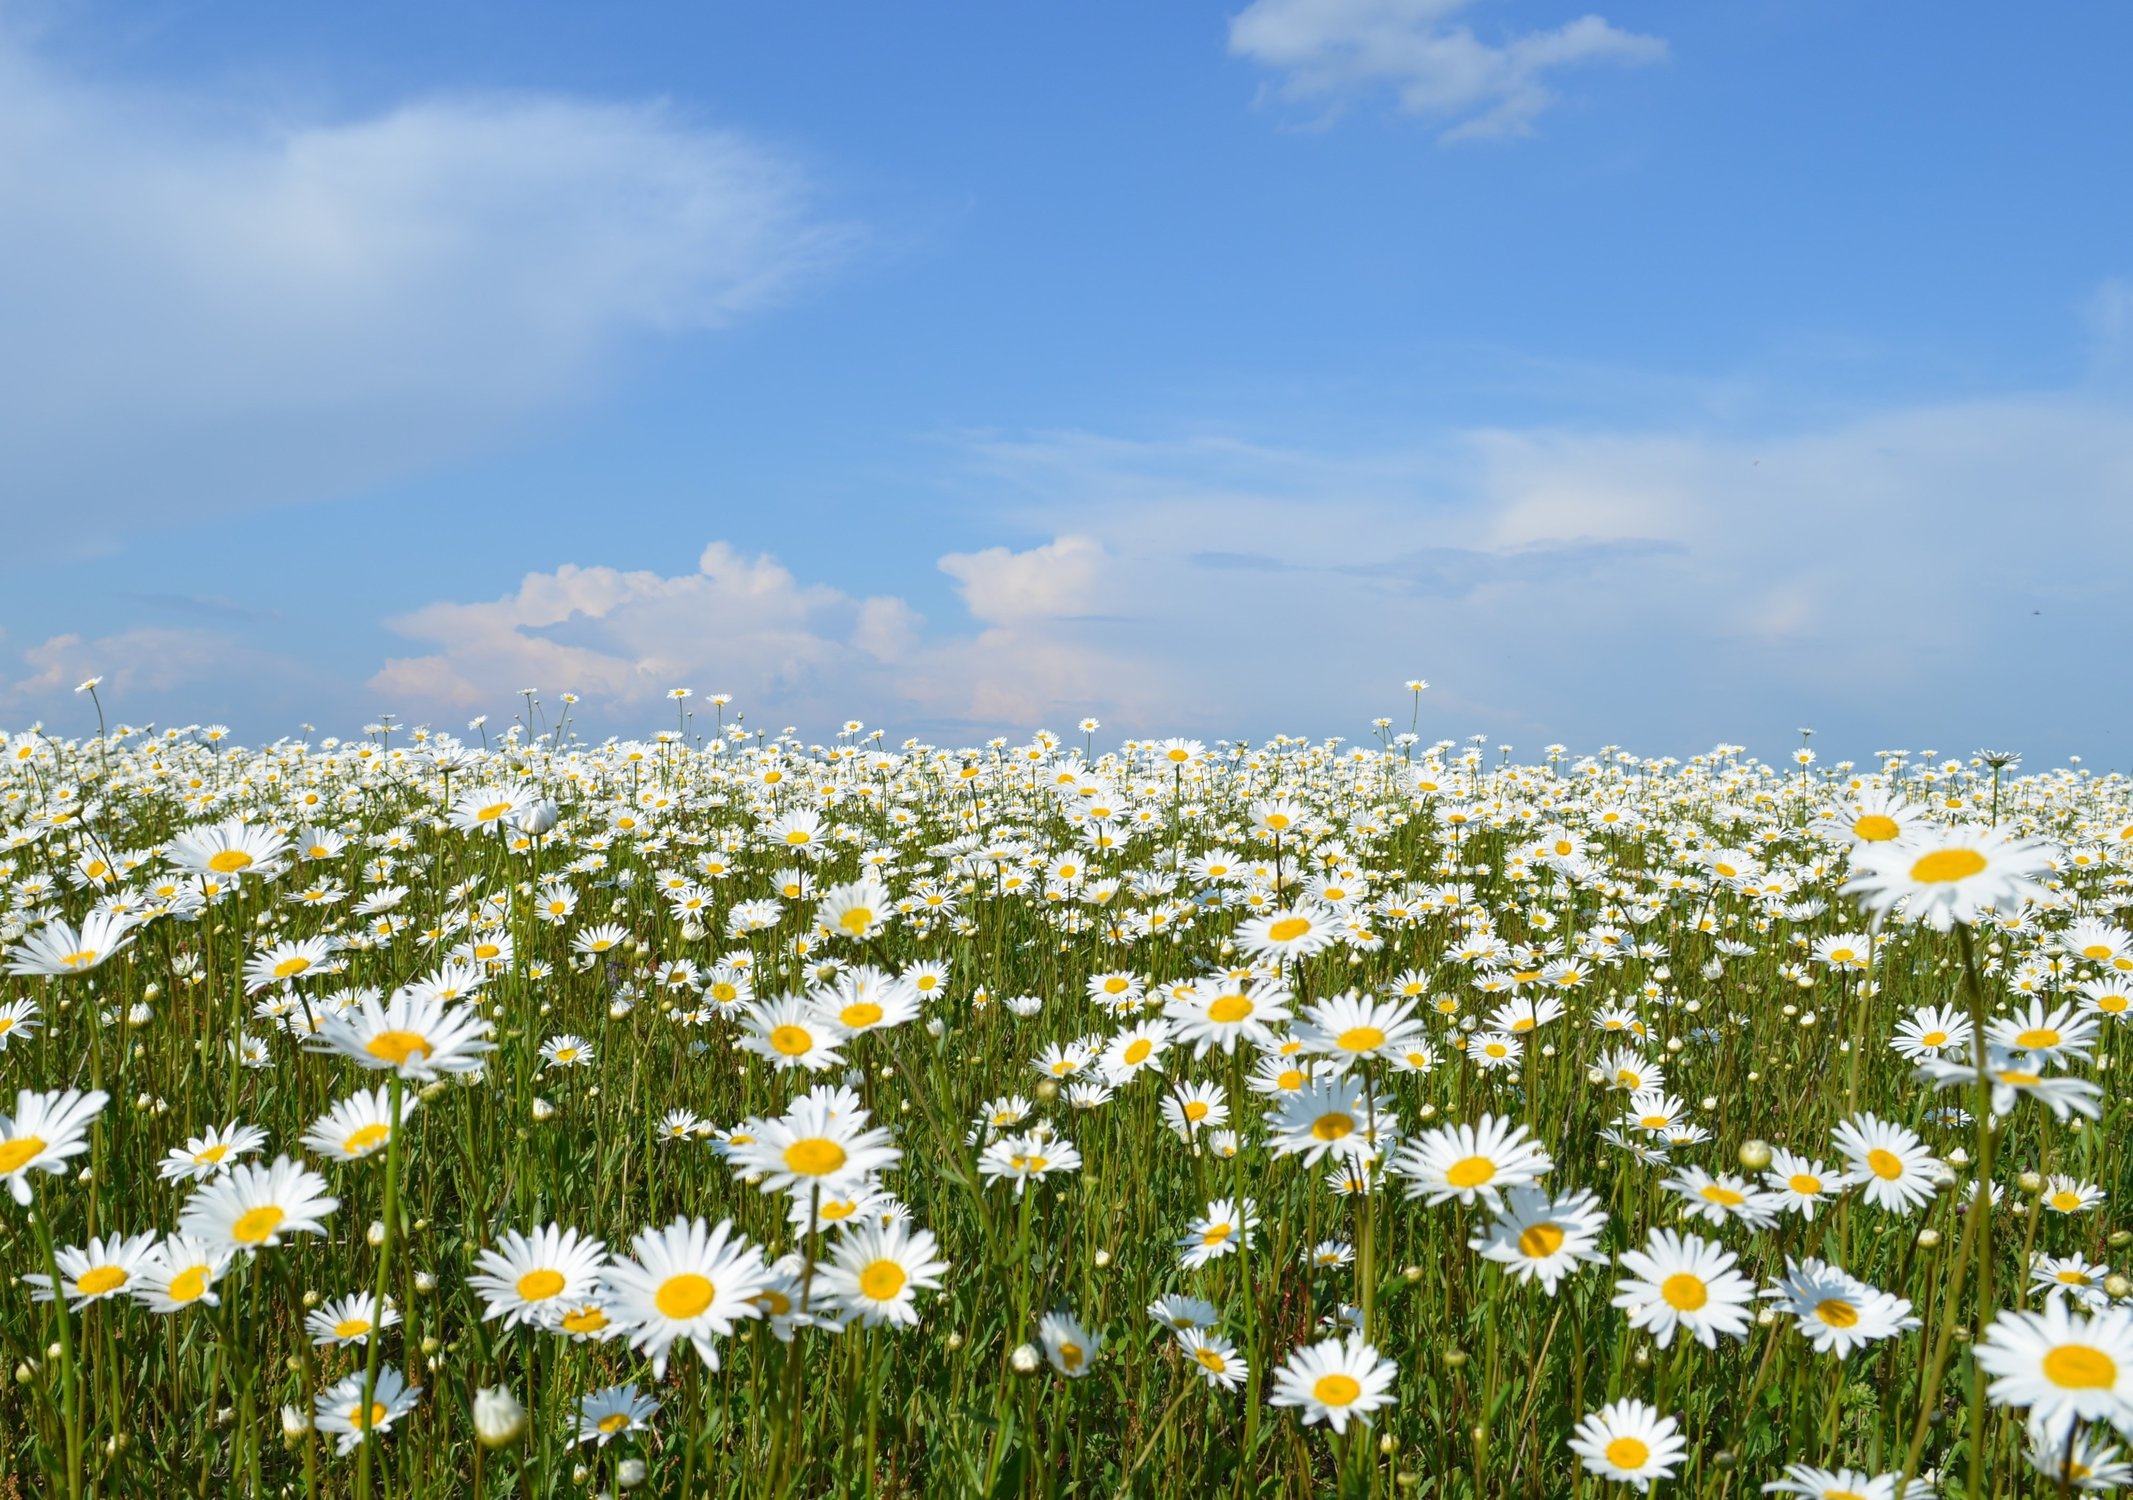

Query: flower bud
[2106,1275,2133,1300]
[473,1387,527,1449]
[618,1458,648,1489]
[1009,1343,1042,1376]
[2017,1171,2043,1194]
[1737,1139,1772,1172]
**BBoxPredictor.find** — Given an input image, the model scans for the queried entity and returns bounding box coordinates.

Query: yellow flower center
[837,907,875,936]
[475,802,511,823]
[1311,1113,1354,1142]
[1518,1223,1565,1258]
[1788,1174,1822,1195]
[517,1269,565,1302]
[2015,1028,2061,1050]
[1202,1223,1234,1245]
[1312,1373,1361,1407]
[76,1265,128,1296]
[208,850,255,873]
[859,1260,908,1301]
[1207,995,1253,1024]
[1267,917,1310,943]
[347,1402,388,1431]
[654,1273,715,1320]
[1605,1436,1651,1469]
[1853,814,1899,842]
[1909,848,1987,883]
[1865,1148,1904,1180]
[273,957,312,979]
[2042,1344,2117,1389]
[364,1030,432,1067]
[1195,1347,1227,1373]
[232,1206,286,1245]
[1699,1184,1745,1207]
[1815,1299,1859,1328]
[1445,1156,1496,1189]
[333,1317,371,1339]
[769,1026,813,1057]
[1660,1273,1707,1311]
[342,1124,390,1155]
[560,1307,609,1334]
[166,1266,208,1303]
[599,1412,631,1435]
[1336,1026,1386,1053]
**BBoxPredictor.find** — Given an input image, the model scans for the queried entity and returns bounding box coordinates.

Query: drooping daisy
[573,1385,659,1448]
[469,1225,609,1331]
[0,997,39,1050]
[1178,1327,1248,1390]
[313,1366,420,1455]
[25,1230,160,1309]
[1760,1464,1927,1499]
[301,1086,418,1164]
[1613,1228,1756,1350]
[1764,1259,1917,1357]
[1179,1198,1259,1271]
[177,1155,338,1253]
[977,1130,1084,1196]
[1974,1302,2133,1441]
[1038,1309,1101,1377]
[2023,1426,2133,1492]
[1916,1047,2105,1122]
[1147,1293,1221,1332]
[6,911,139,977]
[0,1087,109,1204]
[1394,1114,1553,1209]
[1665,1165,1784,1230]
[306,1292,400,1347]
[159,1120,270,1183]
[1267,1333,1397,1434]
[818,1219,947,1328]
[1830,1113,1947,1215]
[601,1216,770,1377]
[1469,1186,1608,1295]
[1567,1399,1685,1490]
[132,1235,231,1314]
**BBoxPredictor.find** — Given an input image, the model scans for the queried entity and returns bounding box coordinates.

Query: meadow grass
[0,701,2126,1498]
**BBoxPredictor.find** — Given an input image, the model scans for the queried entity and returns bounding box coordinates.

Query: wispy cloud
[1229,0,1665,140]
[0,30,855,562]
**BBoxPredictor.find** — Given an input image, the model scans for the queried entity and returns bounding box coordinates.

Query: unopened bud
[473,1387,527,1449]
[1009,1343,1042,1376]
[1737,1139,1772,1172]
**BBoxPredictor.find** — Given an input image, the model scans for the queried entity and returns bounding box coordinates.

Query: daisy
[302,1087,418,1164]
[1916,1048,2104,1122]
[1974,1301,2133,1441]
[1988,999,2100,1064]
[540,1034,595,1069]
[1568,1399,1685,1490]
[573,1385,659,1447]
[1763,1148,1851,1220]
[2024,1427,2133,1492]
[0,1087,109,1204]
[818,1219,947,1328]
[1099,1020,1173,1083]
[313,1366,419,1455]
[978,1131,1083,1196]
[2032,1255,2113,1311]
[159,1120,270,1183]
[1234,904,1341,963]
[815,877,892,941]
[1264,1078,1391,1166]
[1038,1309,1101,1377]
[1665,1166,1783,1230]
[177,1155,338,1253]
[738,995,847,1073]
[1295,991,1425,1072]
[725,1095,900,1201]
[809,967,920,1034]
[1830,1113,1947,1215]
[1845,824,2055,930]
[1267,1333,1397,1434]
[1764,1259,1916,1357]
[242,935,337,993]
[1166,977,1291,1056]
[1179,1198,1259,1271]
[1467,1032,1523,1071]
[132,1235,231,1313]
[1160,1081,1230,1140]
[1394,1114,1552,1209]
[1468,1186,1608,1295]
[1178,1327,1248,1390]
[25,1230,160,1309]
[1761,1463,1928,1499]
[1890,1003,1973,1061]
[601,1216,770,1377]
[168,817,290,880]
[307,1292,399,1348]
[470,1225,609,1331]
[6,911,139,977]
[1613,1228,1756,1350]
[311,988,493,1081]
[1147,1294,1221,1332]
[2042,1175,2106,1215]
[0,997,41,1050]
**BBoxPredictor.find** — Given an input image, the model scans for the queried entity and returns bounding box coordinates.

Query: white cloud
[1229,0,1665,140]
[0,32,853,559]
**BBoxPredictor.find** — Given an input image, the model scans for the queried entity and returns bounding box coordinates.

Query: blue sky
[2,1,2129,765]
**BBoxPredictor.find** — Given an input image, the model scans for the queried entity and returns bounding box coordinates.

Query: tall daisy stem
[29,1185,83,1500]
[354,1072,405,1499]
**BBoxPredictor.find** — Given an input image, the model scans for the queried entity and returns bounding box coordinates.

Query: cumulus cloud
[1229,0,1666,140]
[0,31,853,559]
